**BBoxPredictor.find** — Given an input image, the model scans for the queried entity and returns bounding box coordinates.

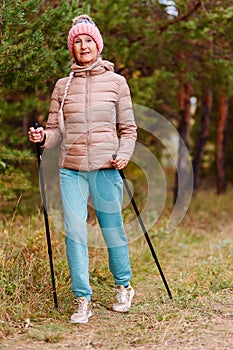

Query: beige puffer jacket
[43,58,137,171]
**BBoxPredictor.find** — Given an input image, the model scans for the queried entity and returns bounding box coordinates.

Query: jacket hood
[71,57,114,76]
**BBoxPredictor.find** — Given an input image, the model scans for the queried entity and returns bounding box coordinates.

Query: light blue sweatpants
[59,168,132,301]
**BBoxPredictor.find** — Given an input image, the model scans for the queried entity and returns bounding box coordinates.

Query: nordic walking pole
[34,123,58,309]
[112,154,172,299]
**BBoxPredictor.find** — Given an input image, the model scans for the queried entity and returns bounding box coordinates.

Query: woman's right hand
[28,126,45,144]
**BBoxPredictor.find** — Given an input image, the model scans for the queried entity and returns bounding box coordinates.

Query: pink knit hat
[68,14,104,57]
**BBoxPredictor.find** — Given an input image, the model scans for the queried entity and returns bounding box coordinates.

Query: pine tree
[0,0,81,208]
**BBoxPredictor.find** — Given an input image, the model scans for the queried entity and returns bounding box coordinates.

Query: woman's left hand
[111,157,127,170]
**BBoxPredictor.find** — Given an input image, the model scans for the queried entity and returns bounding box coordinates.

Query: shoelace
[116,288,129,303]
[73,299,88,314]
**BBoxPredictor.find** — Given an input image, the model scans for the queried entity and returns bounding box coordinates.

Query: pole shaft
[34,124,58,308]
[113,155,172,299]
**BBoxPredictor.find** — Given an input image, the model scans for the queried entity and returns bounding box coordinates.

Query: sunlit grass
[1,187,233,348]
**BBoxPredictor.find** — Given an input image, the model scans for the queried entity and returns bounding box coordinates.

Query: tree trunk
[192,88,212,190]
[217,92,228,193]
[177,83,192,147]
[174,82,192,203]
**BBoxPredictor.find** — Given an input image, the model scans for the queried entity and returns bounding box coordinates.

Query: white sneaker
[70,297,92,324]
[112,284,135,312]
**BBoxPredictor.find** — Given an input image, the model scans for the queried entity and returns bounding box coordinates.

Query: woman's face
[73,34,98,66]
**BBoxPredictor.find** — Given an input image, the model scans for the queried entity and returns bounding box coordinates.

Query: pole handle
[33,123,41,165]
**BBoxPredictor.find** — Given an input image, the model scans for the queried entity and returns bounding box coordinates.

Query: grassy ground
[1,187,233,349]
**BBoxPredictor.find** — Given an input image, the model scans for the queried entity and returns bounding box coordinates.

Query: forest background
[1,0,233,209]
[1,1,233,348]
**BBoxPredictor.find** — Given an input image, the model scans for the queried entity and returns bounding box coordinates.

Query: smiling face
[73,34,98,66]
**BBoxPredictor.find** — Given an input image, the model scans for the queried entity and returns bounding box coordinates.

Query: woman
[29,14,137,324]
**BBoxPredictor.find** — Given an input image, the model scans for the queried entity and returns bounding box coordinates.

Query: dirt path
[1,290,233,350]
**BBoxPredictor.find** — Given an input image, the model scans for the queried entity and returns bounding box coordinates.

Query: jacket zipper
[85,71,91,171]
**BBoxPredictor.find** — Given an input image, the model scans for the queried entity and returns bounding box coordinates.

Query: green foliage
[0,0,80,93]
[0,144,32,202]
[213,59,233,95]
[129,68,179,110]
[0,98,43,207]
[0,0,81,206]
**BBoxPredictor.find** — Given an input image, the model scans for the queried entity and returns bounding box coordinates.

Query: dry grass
[1,187,233,349]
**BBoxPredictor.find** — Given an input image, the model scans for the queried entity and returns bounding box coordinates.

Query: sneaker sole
[70,310,92,324]
[112,290,135,313]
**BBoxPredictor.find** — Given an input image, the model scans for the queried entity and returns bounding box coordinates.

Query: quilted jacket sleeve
[42,81,62,149]
[116,78,137,161]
